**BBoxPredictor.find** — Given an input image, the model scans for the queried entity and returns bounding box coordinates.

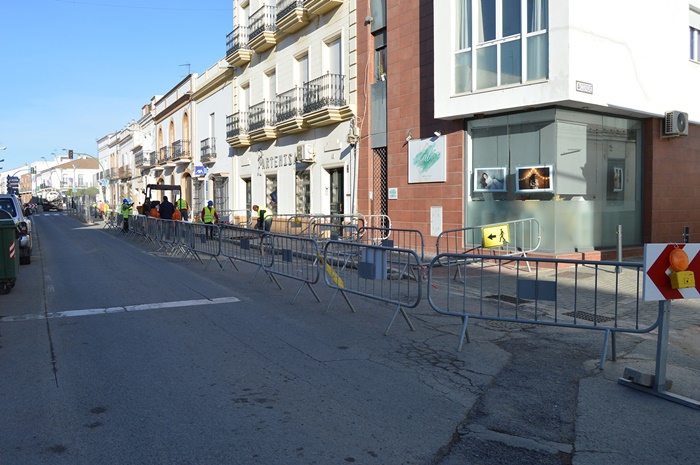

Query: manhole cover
[563,310,615,323]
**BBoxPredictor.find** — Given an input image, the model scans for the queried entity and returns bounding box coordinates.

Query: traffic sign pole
[621,243,700,409]
[618,300,700,409]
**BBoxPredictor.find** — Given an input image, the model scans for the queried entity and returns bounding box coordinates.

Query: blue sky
[0,0,232,170]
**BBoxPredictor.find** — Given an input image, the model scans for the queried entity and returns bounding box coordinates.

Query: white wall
[434,0,700,122]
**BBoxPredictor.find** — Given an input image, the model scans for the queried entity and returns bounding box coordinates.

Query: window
[296,169,311,214]
[296,53,309,86]
[689,8,700,62]
[326,37,342,75]
[266,175,277,215]
[266,70,276,100]
[213,177,229,219]
[455,0,548,93]
[374,29,387,81]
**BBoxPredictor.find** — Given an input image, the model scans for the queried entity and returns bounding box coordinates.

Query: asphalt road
[1,212,698,464]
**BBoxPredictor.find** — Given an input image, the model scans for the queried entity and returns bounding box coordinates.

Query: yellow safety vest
[203,206,216,223]
[121,204,132,218]
[176,199,188,210]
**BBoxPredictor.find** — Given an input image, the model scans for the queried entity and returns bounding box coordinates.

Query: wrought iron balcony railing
[159,146,171,164]
[226,25,250,57]
[249,4,276,41]
[277,0,304,20]
[226,112,250,138]
[172,140,191,159]
[249,101,277,131]
[303,73,346,114]
[201,137,217,162]
[276,87,304,122]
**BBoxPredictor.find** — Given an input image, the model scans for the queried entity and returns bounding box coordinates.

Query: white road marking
[0,296,240,322]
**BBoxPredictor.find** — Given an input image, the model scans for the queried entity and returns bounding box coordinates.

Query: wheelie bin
[0,214,20,294]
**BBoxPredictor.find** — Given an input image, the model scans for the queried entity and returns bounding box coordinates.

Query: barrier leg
[291,282,321,304]
[457,315,470,352]
[325,288,355,314]
[221,257,239,272]
[600,328,610,369]
[384,304,415,335]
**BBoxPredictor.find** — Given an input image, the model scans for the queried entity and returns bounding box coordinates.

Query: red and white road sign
[643,243,700,301]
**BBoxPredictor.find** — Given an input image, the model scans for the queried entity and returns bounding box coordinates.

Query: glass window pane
[455,51,472,93]
[502,0,521,37]
[527,0,548,32]
[456,0,472,49]
[478,0,496,43]
[477,45,497,89]
[501,39,521,85]
[527,33,548,80]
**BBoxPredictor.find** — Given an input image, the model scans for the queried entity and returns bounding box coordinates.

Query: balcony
[225,26,253,67]
[171,140,192,165]
[303,73,353,127]
[118,166,132,179]
[135,151,157,168]
[226,113,251,148]
[159,146,176,168]
[276,87,307,135]
[304,0,343,16]
[108,168,120,180]
[249,101,278,142]
[276,0,309,35]
[249,4,277,53]
[201,137,217,164]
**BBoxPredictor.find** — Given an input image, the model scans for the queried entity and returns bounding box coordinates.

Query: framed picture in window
[613,167,623,192]
[516,165,553,193]
[474,167,507,192]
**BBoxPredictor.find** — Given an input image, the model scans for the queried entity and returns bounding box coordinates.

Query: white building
[224,0,358,228]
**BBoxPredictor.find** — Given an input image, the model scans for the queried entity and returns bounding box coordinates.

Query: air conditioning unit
[664,111,689,137]
[296,144,315,162]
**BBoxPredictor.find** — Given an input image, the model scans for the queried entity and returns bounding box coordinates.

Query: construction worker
[121,198,133,233]
[200,200,219,240]
[175,197,189,221]
[252,204,273,232]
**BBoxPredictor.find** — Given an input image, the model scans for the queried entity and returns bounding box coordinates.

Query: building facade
[224,0,358,227]
[356,0,700,256]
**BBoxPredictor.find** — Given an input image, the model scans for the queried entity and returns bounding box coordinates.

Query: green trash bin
[0,218,20,294]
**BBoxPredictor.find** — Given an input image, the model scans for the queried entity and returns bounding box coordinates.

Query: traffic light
[68,149,74,159]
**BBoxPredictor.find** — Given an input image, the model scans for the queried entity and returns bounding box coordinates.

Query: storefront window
[467,109,643,253]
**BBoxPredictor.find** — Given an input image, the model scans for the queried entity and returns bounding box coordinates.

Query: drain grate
[563,311,615,323]
[485,294,530,305]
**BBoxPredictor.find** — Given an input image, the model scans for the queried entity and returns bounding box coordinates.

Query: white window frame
[455,0,548,93]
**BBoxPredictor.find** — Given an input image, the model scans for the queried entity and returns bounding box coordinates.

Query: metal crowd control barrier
[103,211,120,232]
[218,224,270,275]
[284,214,314,237]
[357,226,425,263]
[436,218,541,277]
[184,222,222,268]
[426,253,658,367]
[260,233,322,303]
[322,240,422,335]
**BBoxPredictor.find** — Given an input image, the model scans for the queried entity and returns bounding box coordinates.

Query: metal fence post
[616,224,623,274]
